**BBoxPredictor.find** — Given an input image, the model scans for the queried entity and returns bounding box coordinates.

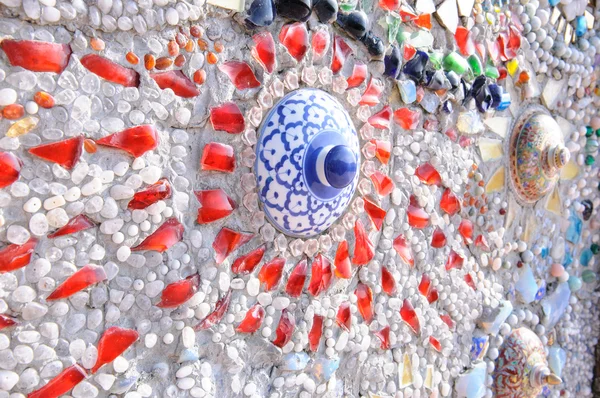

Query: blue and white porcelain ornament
[255,88,360,238]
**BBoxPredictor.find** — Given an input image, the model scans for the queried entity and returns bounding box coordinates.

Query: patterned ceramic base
[255,88,360,238]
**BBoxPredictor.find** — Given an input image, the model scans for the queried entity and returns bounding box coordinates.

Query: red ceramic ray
[279,22,309,62]
[368,106,392,129]
[497,25,521,61]
[393,107,421,130]
[400,299,420,335]
[374,325,390,349]
[331,35,352,74]
[440,188,461,215]
[393,234,414,267]
[92,327,138,373]
[236,303,265,333]
[445,249,464,271]
[131,218,184,252]
[455,26,475,56]
[258,257,285,291]
[403,43,416,60]
[81,54,139,87]
[307,253,333,296]
[465,273,476,290]
[0,314,17,330]
[458,219,474,243]
[359,78,384,106]
[474,234,490,251]
[415,163,441,186]
[431,227,447,248]
[418,273,431,297]
[363,196,386,231]
[487,38,501,63]
[212,228,254,264]
[308,314,324,352]
[407,204,430,229]
[273,308,295,348]
[414,13,432,29]
[128,179,172,210]
[381,266,396,295]
[1,39,71,73]
[285,258,308,297]
[28,136,83,170]
[429,336,442,352]
[426,287,439,304]
[355,283,373,324]
[399,6,417,21]
[379,0,400,11]
[370,139,391,164]
[210,102,245,134]
[48,214,96,239]
[334,240,352,279]
[201,142,235,173]
[47,264,107,300]
[370,171,394,196]
[96,125,158,158]
[0,152,21,189]
[0,237,37,273]
[219,61,261,90]
[28,364,87,398]
[232,245,265,274]
[311,30,330,61]
[195,188,236,223]
[156,274,200,308]
[150,70,199,97]
[252,31,276,74]
[195,290,232,330]
[352,219,374,266]
[346,63,367,88]
[440,314,454,329]
[336,302,351,331]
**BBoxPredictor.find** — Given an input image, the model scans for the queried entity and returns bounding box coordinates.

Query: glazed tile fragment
[331,35,353,74]
[367,106,392,129]
[346,63,367,88]
[370,171,394,196]
[0,314,17,330]
[359,78,384,106]
[414,163,441,185]
[311,30,330,61]
[400,299,420,334]
[440,188,461,215]
[393,234,414,267]
[374,325,391,349]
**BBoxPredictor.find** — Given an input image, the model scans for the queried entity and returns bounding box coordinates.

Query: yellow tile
[559,159,579,180]
[478,137,504,162]
[485,166,505,193]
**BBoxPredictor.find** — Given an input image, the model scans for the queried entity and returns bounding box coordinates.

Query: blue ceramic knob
[255,89,360,238]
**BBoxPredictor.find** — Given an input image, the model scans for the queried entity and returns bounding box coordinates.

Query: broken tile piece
[207,0,245,12]
[478,137,504,162]
[485,166,505,194]
[484,117,511,138]
[541,78,566,110]
[435,0,458,34]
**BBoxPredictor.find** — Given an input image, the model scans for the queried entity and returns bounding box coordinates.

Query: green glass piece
[468,55,483,76]
[386,15,400,44]
[429,52,443,70]
[485,65,500,79]
[586,126,593,136]
[582,270,597,283]
[568,276,582,291]
[397,30,411,44]
[585,155,595,165]
[592,243,600,254]
[596,129,600,137]
[442,52,469,75]
[585,139,599,154]
[340,1,356,11]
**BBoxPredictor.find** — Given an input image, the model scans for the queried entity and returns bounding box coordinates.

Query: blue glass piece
[245,0,276,28]
[480,300,513,335]
[442,100,453,114]
[548,346,567,377]
[178,348,199,362]
[568,275,582,292]
[312,356,340,382]
[470,335,489,361]
[548,0,559,5]
[576,15,587,37]
[563,246,572,267]
[496,92,511,111]
[535,280,546,301]
[542,282,571,329]
[384,46,401,79]
[402,50,429,83]
[398,79,416,104]
[324,145,357,189]
[541,247,548,258]
[581,248,593,266]
[282,352,310,371]
[566,209,583,244]
[470,75,492,113]
[455,362,487,398]
[515,264,538,304]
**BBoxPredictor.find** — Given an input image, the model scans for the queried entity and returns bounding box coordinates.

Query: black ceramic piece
[402,50,428,83]
[426,70,450,90]
[582,200,593,221]
[277,0,312,22]
[336,11,368,40]
[445,71,460,90]
[360,31,385,59]
[384,46,401,79]
[245,0,277,27]
[313,0,337,23]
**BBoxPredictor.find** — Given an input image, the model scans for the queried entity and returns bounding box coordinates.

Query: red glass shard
[131,218,184,252]
[474,234,490,251]
[414,163,441,186]
[445,249,464,271]
[195,188,236,223]
[307,253,333,296]
[368,106,392,130]
[414,13,432,29]
[381,266,396,295]
[285,258,308,297]
[0,152,21,189]
[252,32,276,73]
[363,196,386,231]
[334,240,352,279]
[455,26,475,56]
[128,179,172,210]
[80,54,139,87]
[487,38,501,63]
[273,308,295,348]
[0,237,37,273]
[370,171,394,196]
[212,228,254,265]
[236,303,265,333]
[352,219,374,266]
[497,25,521,61]
[440,314,454,329]
[465,273,476,290]
[459,135,472,148]
[407,204,430,229]
[426,287,439,304]
[232,245,265,274]
[219,61,261,90]
[195,290,232,330]
[399,6,417,21]
[279,22,309,62]
[200,142,235,173]
[156,274,200,308]
[379,0,399,11]
[429,336,441,352]
[370,139,391,164]
[336,302,351,331]
[393,107,421,129]
[308,314,324,352]
[331,35,353,74]
[440,188,461,216]
[400,299,420,335]
[258,257,285,291]
[311,30,330,61]
[346,63,367,88]
[29,364,87,398]
[359,78,384,106]
[393,234,414,267]
[210,102,245,134]
[47,264,107,300]
[403,43,416,60]
[418,274,431,297]
[92,327,139,373]
[0,314,17,330]
[458,219,474,243]
[96,125,158,158]
[150,70,199,97]
[355,283,373,324]
[28,136,83,170]
[431,227,447,248]
[374,325,390,349]
[1,39,71,73]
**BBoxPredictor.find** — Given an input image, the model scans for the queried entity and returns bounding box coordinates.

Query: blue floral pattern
[255,89,360,238]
